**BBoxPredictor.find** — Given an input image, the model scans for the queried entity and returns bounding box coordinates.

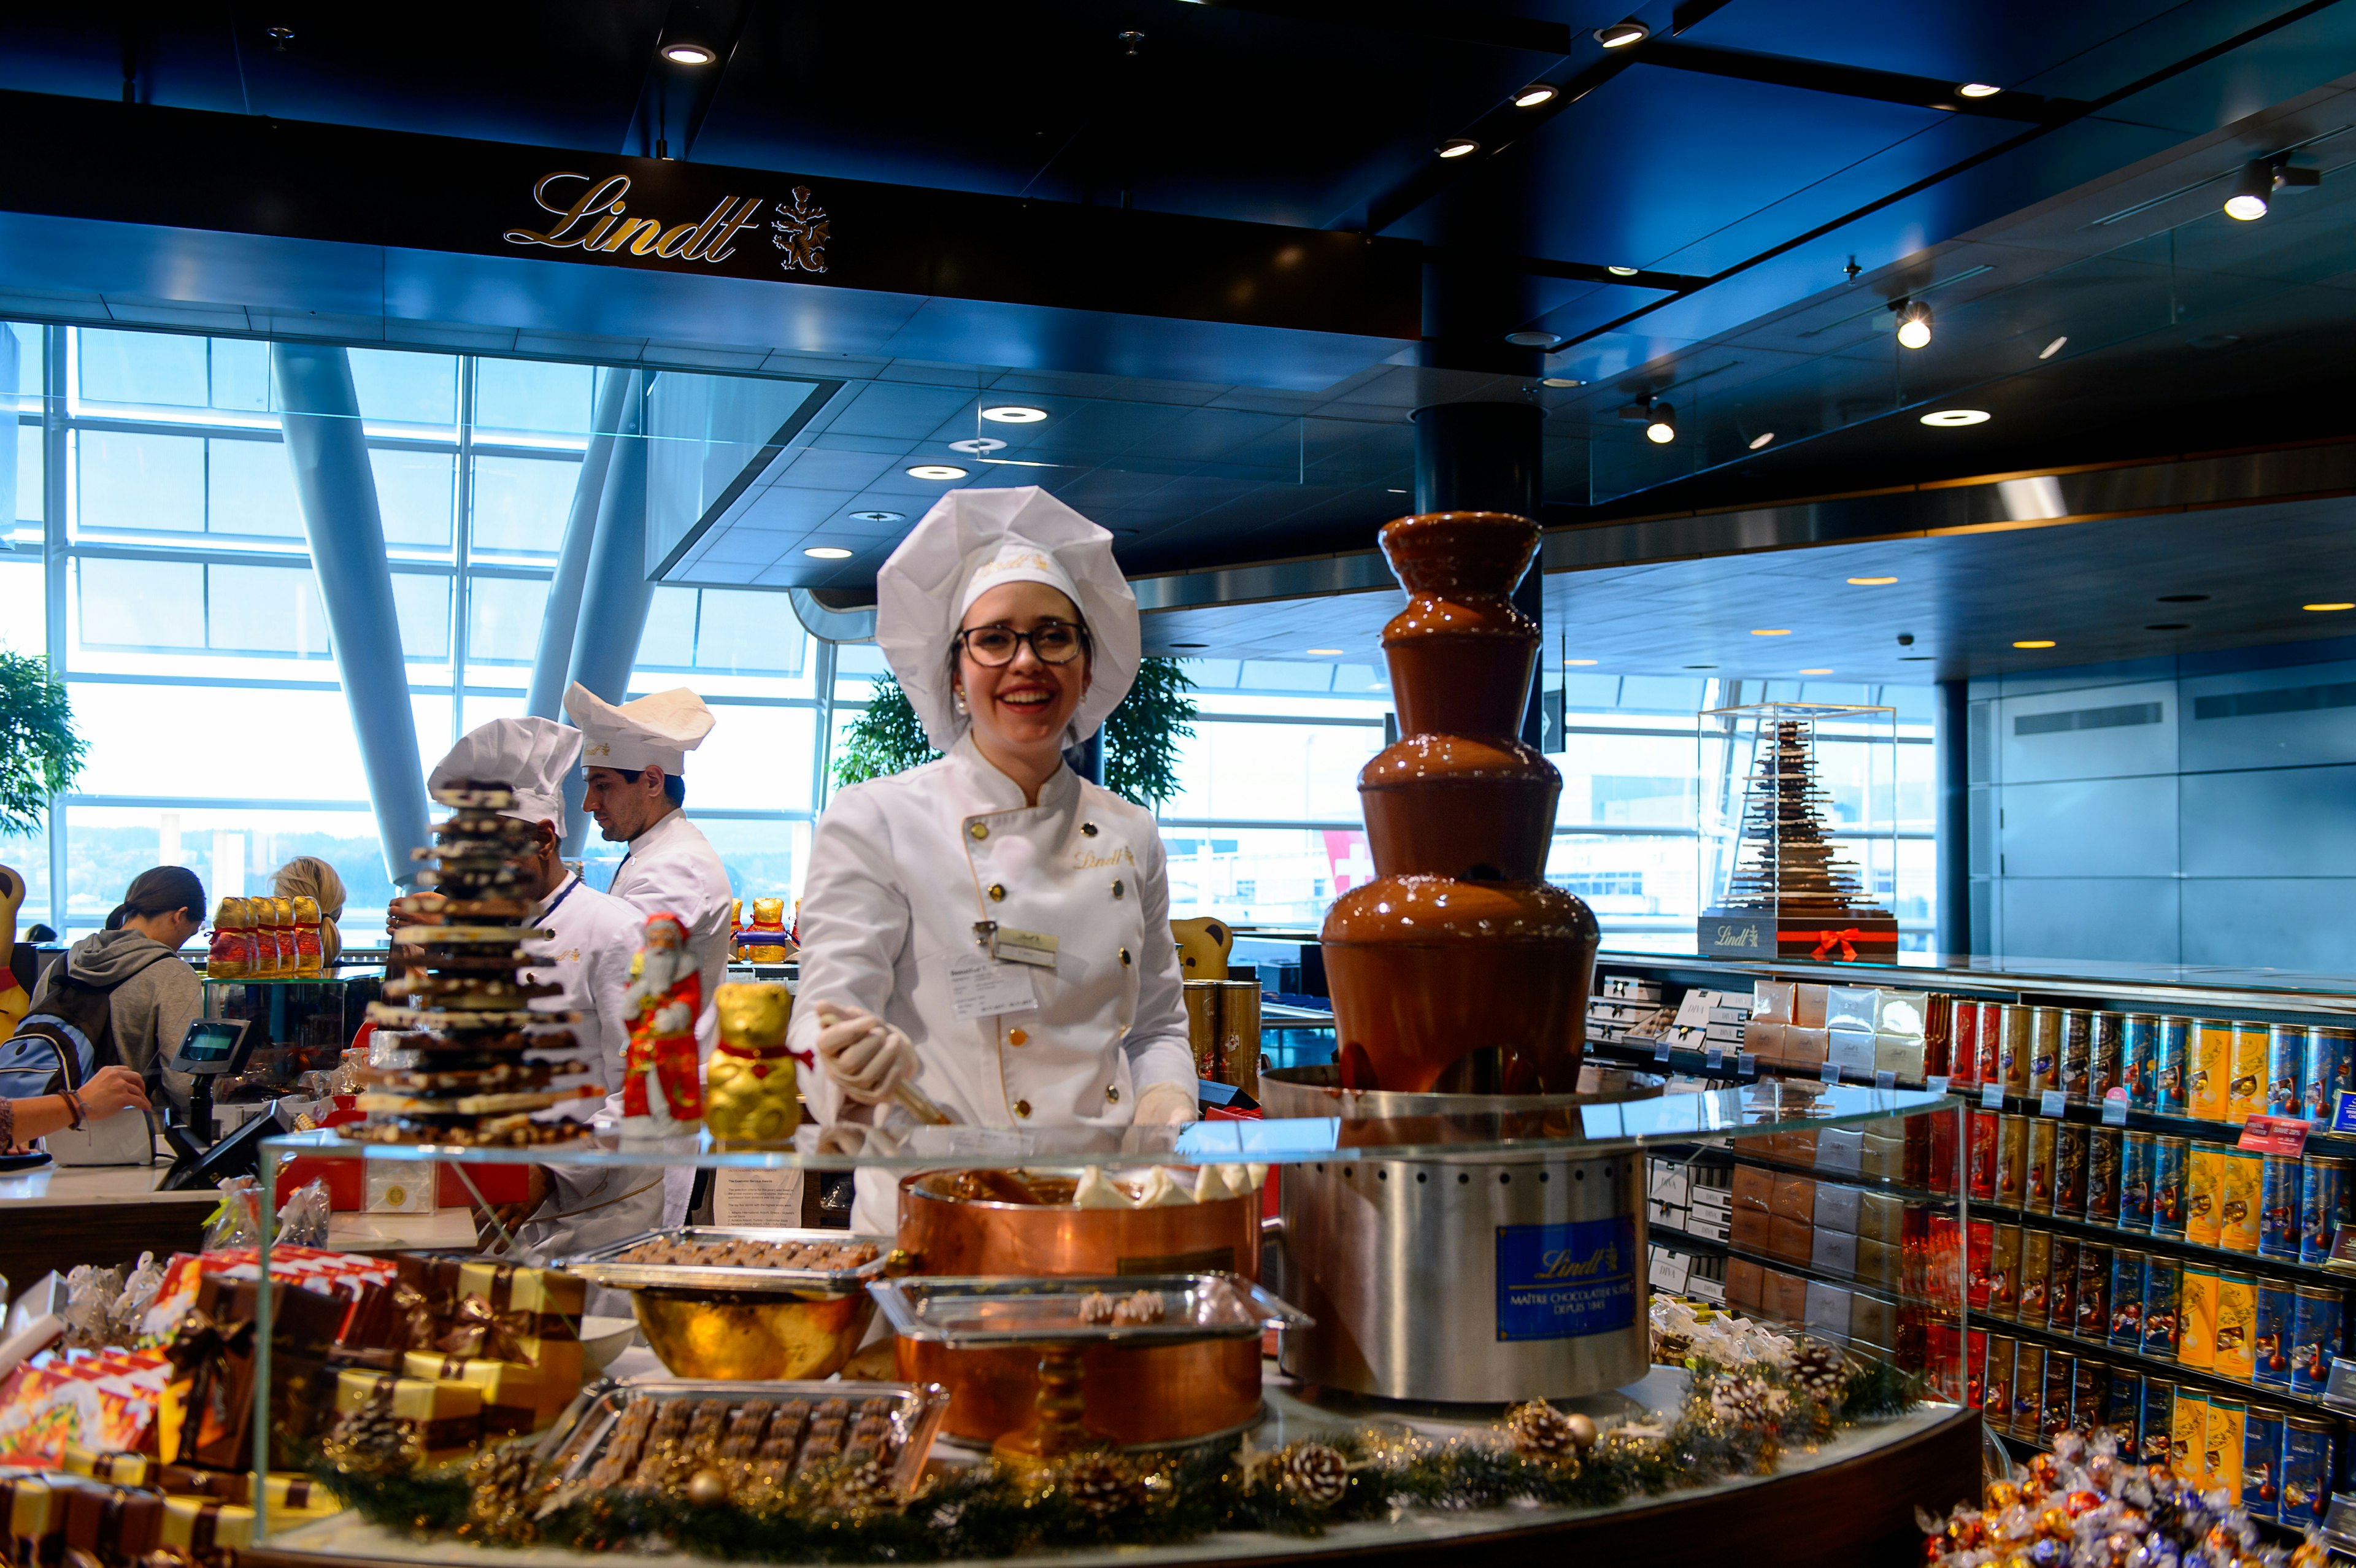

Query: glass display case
[222,1081,1971,1566]
[202,970,382,1083]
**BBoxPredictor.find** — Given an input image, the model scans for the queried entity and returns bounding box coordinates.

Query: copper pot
[893,1169,1262,1447]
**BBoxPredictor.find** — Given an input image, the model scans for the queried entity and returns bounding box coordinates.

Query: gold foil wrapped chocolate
[706,982,800,1147]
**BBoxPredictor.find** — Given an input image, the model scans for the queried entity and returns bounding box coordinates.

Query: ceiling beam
[1637,40,2085,122]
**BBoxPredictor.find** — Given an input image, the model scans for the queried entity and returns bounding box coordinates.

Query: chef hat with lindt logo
[429,716,582,826]
[562,684,716,775]
[875,486,1141,751]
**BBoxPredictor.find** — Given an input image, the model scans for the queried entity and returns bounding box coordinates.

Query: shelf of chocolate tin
[1992,1311,2339,1420]
[1974,1197,2350,1291]
[1650,1223,1944,1312]
[1587,1038,1768,1085]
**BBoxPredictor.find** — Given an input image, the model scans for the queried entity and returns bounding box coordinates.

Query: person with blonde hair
[270,855,347,964]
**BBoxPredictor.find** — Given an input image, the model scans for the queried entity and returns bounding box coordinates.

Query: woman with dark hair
[18,866,206,1111]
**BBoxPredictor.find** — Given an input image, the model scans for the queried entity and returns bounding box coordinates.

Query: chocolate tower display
[1698,713,1898,961]
[1319,512,1600,1094]
[358,780,590,1145]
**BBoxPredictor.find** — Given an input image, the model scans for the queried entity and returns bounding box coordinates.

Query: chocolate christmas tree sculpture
[1699,715,1898,961]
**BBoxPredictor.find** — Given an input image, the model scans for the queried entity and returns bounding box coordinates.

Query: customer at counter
[788,487,1199,1237]
[269,855,347,964]
[7,866,205,1112]
[419,716,658,1255]
[0,1063,148,1151]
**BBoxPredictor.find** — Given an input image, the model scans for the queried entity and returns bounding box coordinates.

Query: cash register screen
[170,1020,250,1075]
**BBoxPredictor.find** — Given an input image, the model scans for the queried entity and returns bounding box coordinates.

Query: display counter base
[245,1366,1976,1568]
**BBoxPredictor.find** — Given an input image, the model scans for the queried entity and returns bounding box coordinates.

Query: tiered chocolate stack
[357,780,590,1145]
[1699,715,1899,961]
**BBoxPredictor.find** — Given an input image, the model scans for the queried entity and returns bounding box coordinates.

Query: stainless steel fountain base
[1260,1063,1658,1404]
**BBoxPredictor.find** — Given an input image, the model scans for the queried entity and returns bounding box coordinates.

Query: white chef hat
[429,716,581,826]
[876,486,1140,751]
[562,683,715,775]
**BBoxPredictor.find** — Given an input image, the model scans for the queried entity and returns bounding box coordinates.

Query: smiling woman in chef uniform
[789,487,1199,1234]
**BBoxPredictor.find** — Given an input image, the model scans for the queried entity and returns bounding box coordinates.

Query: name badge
[974,921,1059,970]
[949,951,1037,1021]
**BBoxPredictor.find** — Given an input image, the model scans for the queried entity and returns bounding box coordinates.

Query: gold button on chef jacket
[789,734,1196,1226]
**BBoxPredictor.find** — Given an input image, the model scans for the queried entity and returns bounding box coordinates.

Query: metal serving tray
[867,1272,1311,1348]
[534,1377,951,1504]
[555,1226,898,1295]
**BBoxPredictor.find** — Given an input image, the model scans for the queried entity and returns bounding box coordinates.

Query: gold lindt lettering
[700,196,765,263]
[652,220,701,258]
[504,172,630,248]
[598,217,663,254]
[678,196,740,261]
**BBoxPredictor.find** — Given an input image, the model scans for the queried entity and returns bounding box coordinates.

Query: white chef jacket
[602,807,733,1227]
[513,871,665,1263]
[790,735,1197,1231]
[604,807,735,1024]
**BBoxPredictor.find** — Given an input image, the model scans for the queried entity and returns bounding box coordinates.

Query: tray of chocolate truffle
[557,1228,894,1294]
[357,780,595,1145]
[534,1378,952,1512]
[868,1273,1309,1348]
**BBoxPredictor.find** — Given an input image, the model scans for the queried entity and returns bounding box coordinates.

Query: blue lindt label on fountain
[1494,1216,1639,1341]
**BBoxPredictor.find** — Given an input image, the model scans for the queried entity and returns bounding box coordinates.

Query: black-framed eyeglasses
[956,620,1089,667]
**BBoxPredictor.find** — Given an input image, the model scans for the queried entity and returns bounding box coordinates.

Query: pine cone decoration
[460,1447,538,1542]
[1061,1453,1145,1520]
[1792,1343,1849,1404]
[322,1397,418,1477]
[1507,1399,1579,1461]
[830,1456,901,1513]
[1280,1442,1350,1508]
[1708,1372,1787,1428]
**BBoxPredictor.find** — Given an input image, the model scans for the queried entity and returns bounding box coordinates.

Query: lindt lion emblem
[771,186,830,274]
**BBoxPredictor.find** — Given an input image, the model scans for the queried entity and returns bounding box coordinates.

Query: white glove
[1134,1080,1199,1126]
[813,1004,919,1106]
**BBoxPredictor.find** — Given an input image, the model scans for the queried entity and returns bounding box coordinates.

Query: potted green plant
[0,651,85,836]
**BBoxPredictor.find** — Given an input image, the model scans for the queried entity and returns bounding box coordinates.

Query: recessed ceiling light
[2226,158,2275,221]
[1606,265,1640,277]
[1387,488,1408,493]
[1565,658,1599,666]
[1437,137,1480,159]
[906,464,968,480]
[947,437,1007,454]
[1957,82,2001,98]
[1596,20,1649,47]
[803,546,853,559]
[1893,299,1933,350]
[1920,409,1990,426]
[2039,336,2067,359]
[1847,576,1898,585]
[1749,431,1775,450]
[1514,83,1558,108]
[1541,377,1584,389]
[1306,648,1344,655]
[2012,639,2056,648]
[980,405,1048,423]
[2304,602,2354,612]
[1750,628,1792,636]
[1504,330,1560,348]
[849,510,904,524]
[661,41,717,64]
[1800,667,1834,675]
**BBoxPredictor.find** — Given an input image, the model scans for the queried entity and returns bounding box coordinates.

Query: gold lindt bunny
[705,982,801,1147]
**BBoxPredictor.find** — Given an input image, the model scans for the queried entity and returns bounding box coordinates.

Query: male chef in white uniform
[425,716,659,1258]
[563,683,736,1224]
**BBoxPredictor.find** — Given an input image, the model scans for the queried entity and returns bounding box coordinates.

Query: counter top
[0,1164,219,1207]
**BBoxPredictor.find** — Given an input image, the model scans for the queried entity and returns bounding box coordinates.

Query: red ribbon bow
[1810,928,1863,961]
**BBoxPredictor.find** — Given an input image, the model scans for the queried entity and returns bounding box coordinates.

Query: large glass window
[12,325,828,939]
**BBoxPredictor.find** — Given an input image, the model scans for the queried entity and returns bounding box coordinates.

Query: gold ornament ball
[1561,1412,1598,1453]
[685,1469,731,1507]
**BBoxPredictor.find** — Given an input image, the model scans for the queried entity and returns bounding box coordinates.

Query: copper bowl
[893,1168,1263,1447]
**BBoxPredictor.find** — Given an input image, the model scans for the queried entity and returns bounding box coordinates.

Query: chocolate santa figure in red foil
[621,910,703,1140]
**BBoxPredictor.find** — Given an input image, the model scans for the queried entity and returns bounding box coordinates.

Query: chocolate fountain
[1261,510,1657,1404]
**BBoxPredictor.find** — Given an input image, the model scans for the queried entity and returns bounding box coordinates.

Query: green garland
[310,1353,1920,1562]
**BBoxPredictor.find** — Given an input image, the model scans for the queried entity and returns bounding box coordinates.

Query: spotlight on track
[1893,299,1933,350]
